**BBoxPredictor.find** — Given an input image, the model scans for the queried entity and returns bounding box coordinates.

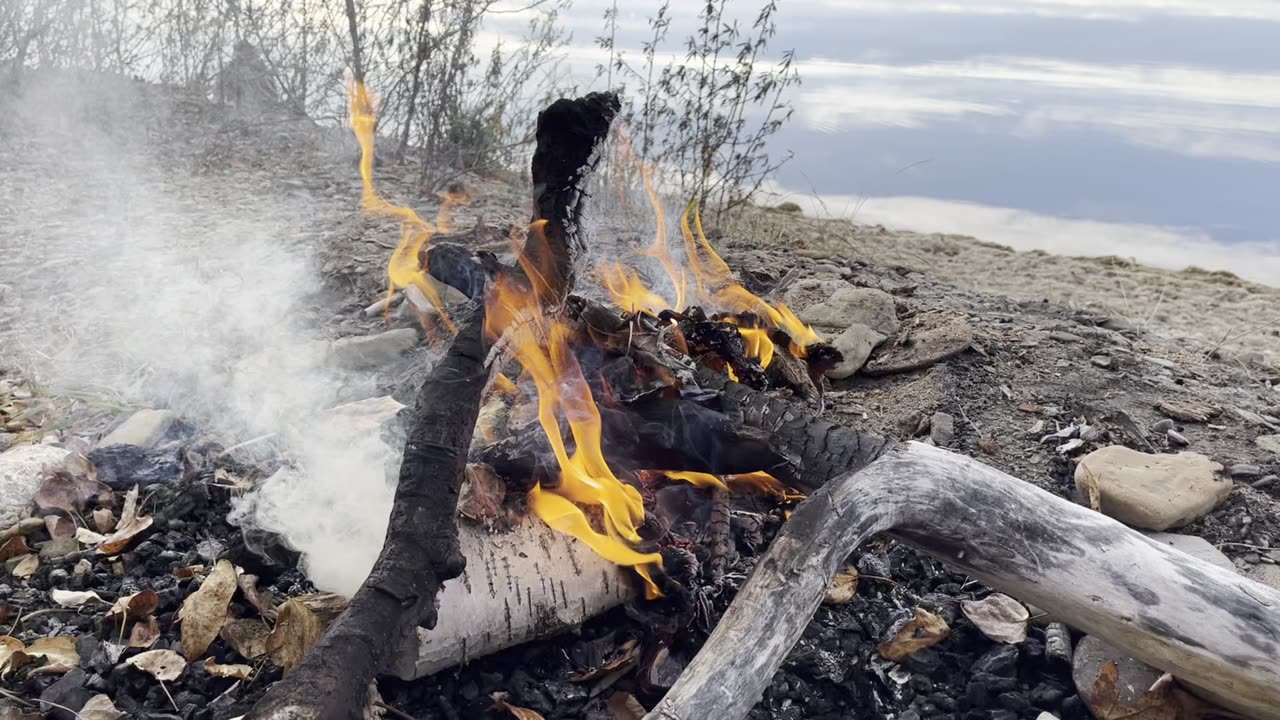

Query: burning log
[647,441,1280,720]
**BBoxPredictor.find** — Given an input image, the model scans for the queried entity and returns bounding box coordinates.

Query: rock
[1144,532,1235,572]
[323,396,405,435]
[825,324,887,379]
[0,444,72,528]
[1071,636,1164,710]
[0,433,15,452]
[782,278,850,312]
[1074,446,1229,530]
[1229,464,1263,479]
[98,409,176,448]
[796,286,899,336]
[39,535,80,560]
[1246,564,1280,591]
[1089,355,1112,369]
[1256,435,1280,454]
[329,328,420,370]
[864,317,974,376]
[1254,475,1278,489]
[929,412,956,447]
[1154,399,1221,423]
[1150,419,1175,433]
[40,668,93,720]
[86,444,182,490]
[1048,331,1083,343]
[1167,429,1190,447]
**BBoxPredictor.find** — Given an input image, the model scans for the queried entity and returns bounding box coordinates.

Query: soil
[1,71,1277,720]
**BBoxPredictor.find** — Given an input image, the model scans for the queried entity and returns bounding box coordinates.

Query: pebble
[1048,331,1083,343]
[1089,355,1112,369]
[825,324,887,380]
[1151,419,1175,433]
[1253,475,1278,489]
[98,408,176,449]
[929,412,956,447]
[1167,429,1190,446]
[1074,446,1229,530]
[1229,464,1263,479]
[1071,636,1164,710]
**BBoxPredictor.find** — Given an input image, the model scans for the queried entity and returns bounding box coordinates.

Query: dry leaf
[33,471,108,515]
[0,707,41,720]
[823,567,860,605]
[105,589,159,625]
[878,608,951,662]
[293,592,348,624]
[977,437,998,455]
[126,649,186,682]
[92,508,115,534]
[44,514,75,539]
[0,536,31,562]
[606,692,647,720]
[569,639,639,682]
[237,573,277,621]
[0,635,27,676]
[96,514,153,555]
[491,692,545,720]
[79,694,126,720]
[50,589,107,607]
[129,615,162,648]
[117,486,140,528]
[961,593,1029,644]
[265,597,323,672]
[179,558,238,660]
[12,553,38,578]
[202,657,255,680]
[460,463,507,525]
[23,636,80,674]
[173,564,207,580]
[213,468,252,491]
[76,527,108,545]
[220,618,270,660]
[1090,660,1180,720]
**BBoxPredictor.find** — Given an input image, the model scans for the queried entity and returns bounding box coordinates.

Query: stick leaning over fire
[243,91,620,720]
[425,260,1280,718]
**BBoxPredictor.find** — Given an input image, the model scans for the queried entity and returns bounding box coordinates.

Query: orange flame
[349,80,464,333]
[662,469,800,499]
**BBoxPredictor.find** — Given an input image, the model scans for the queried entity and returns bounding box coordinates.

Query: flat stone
[1256,435,1280,454]
[98,409,176,449]
[1229,464,1263,479]
[1072,636,1164,710]
[1246,564,1280,592]
[825,324,887,379]
[86,445,182,489]
[1144,532,1235,572]
[1049,331,1083,343]
[1074,446,1229,531]
[782,278,849,311]
[864,316,973,376]
[797,286,899,336]
[1090,355,1112,369]
[329,328,420,370]
[930,412,956,447]
[0,445,72,528]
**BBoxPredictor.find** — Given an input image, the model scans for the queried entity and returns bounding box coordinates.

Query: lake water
[490,0,1280,284]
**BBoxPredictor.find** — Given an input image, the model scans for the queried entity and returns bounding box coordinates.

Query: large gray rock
[797,286,899,336]
[1144,532,1235,572]
[1072,636,1164,710]
[329,328,420,370]
[1074,446,1229,531]
[0,445,72,527]
[99,408,176,448]
[825,324,887,379]
[782,278,847,310]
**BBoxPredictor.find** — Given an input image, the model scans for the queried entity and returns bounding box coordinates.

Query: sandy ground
[719,206,1280,363]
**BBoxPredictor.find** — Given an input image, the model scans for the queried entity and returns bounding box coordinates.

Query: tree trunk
[342,0,363,83]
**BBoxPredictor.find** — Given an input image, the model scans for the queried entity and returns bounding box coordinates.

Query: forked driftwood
[646,441,1280,720]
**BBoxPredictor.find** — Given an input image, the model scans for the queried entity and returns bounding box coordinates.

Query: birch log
[646,441,1280,720]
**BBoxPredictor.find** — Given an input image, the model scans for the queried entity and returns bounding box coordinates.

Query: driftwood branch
[647,441,1280,720]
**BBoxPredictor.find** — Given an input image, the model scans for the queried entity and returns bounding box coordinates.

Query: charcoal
[88,444,183,489]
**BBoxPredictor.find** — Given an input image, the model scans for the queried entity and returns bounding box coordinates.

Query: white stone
[797,286,899,336]
[0,445,72,528]
[825,324,887,379]
[1144,532,1235,572]
[329,328,420,370]
[99,409,176,448]
[1074,446,1229,531]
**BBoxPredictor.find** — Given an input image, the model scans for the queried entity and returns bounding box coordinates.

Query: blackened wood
[646,442,1280,720]
[245,306,490,720]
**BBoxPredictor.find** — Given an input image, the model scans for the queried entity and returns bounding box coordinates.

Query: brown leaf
[92,508,116,534]
[292,592,348,625]
[1018,403,1045,414]
[23,636,80,674]
[960,593,1029,644]
[491,692,545,720]
[0,536,31,562]
[44,515,75,539]
[878,608,951,662]
[823,567,860,605]
[79,694,126,720]
[105,589,160,625]
[977,437,998,455]
[173,564,207,580]
[237,573,277,621]
[129,615,162,648]
[0,635,27,676]
[265,598,323,673]
[459,463,507,525]
[569,639,639,682]
[96,514,153,555]
[220,618,270,661]
[606,692,647,720]
[179,558,238,660]
[126,648,186,682]
[11,553,38,578]
[202,657,255,680]
[33,471,106,515]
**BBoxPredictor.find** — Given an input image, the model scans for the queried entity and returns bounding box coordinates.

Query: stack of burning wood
[242,90,1280,720]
